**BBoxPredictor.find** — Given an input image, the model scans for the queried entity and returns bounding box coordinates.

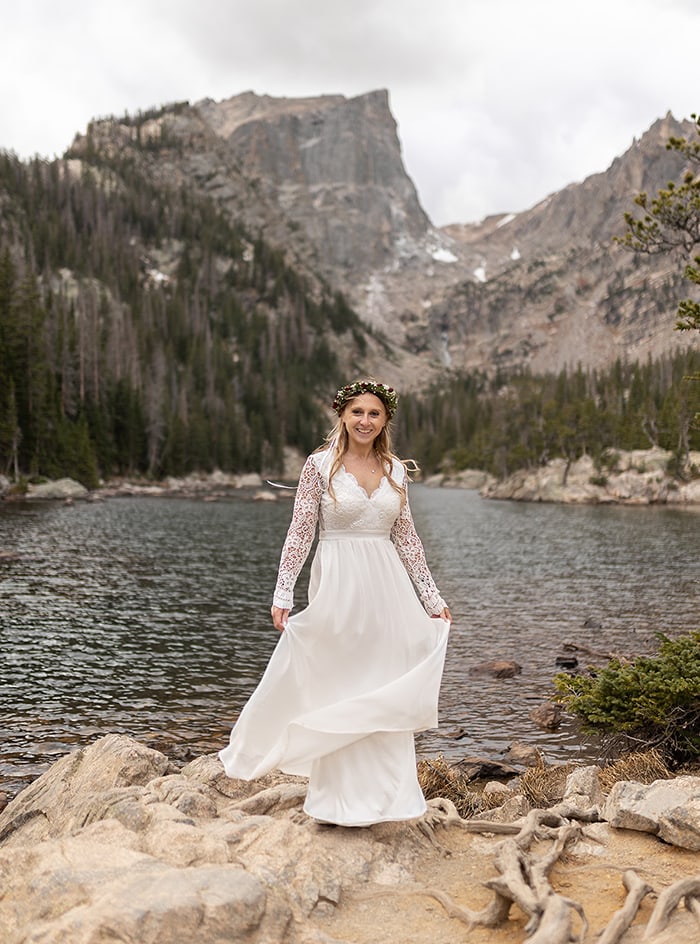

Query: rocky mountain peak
[68,96,697,384]
[194,88,431,274]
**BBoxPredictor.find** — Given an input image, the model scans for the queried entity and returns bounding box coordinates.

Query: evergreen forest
[0,150,698,489]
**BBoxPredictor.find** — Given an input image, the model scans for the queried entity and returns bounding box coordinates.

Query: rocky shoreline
[1,734,699,943]
[1,447,698,508]
[431,447,700,506]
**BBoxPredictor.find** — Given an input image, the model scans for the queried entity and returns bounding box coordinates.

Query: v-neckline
[342,465,384,500]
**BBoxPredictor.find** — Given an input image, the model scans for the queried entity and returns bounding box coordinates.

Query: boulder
[237,472,263,489]
[667,478,700,504]
[26,478,89,500]
[602,775,700,850]
[480,448,700,506]
[455,756,521,780]
[0,734,450,943]
[485,794,531,824]
[253,489,278,501]
[441,469,495,490]
[529,701,563,730]
[564,765,604,810]
[469,660,522,678]
[502,742,542,767]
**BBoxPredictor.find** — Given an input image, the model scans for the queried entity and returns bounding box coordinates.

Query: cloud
[1,0,698,224]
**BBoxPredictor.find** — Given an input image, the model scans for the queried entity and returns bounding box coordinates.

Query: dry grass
[519,760,578,807]
[419,748,675,820]
[417,755,512,818]
[598,748,672,792]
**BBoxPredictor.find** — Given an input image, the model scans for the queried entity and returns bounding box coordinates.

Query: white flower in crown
[332,380,398,418]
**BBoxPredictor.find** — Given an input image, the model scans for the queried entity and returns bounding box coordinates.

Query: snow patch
[496,213,516,229]
[431,248,458,264]
[474,265,487,283]
[510,247,521,261]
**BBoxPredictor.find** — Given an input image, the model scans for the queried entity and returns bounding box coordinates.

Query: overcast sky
[2,0,698,225]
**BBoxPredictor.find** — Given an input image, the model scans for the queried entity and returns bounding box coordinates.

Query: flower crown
[332,380,398,418]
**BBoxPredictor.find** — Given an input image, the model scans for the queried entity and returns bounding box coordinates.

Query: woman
[219,379,452,826]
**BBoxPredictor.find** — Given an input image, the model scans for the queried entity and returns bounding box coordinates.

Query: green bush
[554,631,700,765]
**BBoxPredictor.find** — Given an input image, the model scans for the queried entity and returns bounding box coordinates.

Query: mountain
[67,94,696,385]
[433,113,697,374]
[1,91,697,484]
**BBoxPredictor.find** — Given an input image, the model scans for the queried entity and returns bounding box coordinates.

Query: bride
[219,379,452,826]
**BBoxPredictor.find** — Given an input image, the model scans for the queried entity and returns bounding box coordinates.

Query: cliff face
[430,113,696,375]
[70,97,697,385]
[196,90,430,273]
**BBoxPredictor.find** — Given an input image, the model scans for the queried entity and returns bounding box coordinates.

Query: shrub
[553,631,700,765]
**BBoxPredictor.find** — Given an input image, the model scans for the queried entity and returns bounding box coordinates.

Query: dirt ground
[312,822,700,944]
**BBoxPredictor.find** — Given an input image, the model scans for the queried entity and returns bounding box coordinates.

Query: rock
[483,781,511,796]
[0,733,175,846]
[480,449,700,506]
[469,660,522,679]
[502,742,542,767]
[237,472,263,489]
[529,701,563,730]
[0,474,10,497]
[455,756,521,781]
[602,775,700,850]
[26,477,89,500]
[0,734,464,943]
[564,766,604,810]
[0,839,279,944]
[485,794,531,824]
[667,478,700,504]
[441,469,495,490]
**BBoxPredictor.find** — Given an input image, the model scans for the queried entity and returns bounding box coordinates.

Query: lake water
[0,488,698,796]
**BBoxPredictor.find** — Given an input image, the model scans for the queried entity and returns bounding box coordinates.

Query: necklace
[347,453,378,473]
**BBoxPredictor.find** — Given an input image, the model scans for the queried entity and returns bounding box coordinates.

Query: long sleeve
[272,455,323,609]
[391,487,447,616]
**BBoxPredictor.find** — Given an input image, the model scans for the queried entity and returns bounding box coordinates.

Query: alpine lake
[1,486,698,797]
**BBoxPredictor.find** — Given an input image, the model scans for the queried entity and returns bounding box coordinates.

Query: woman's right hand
[271,606,289,632]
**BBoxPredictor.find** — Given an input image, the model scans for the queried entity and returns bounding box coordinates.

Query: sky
[2,0,699,226]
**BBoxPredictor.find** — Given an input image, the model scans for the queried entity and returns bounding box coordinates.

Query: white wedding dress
[219,448,450,826]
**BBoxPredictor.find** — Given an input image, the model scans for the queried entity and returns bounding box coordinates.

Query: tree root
[643,875,700,940]
[410,798,700,942]
[597,870,653,944]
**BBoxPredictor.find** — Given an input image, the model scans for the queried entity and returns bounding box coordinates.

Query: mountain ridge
[90,92,693,383]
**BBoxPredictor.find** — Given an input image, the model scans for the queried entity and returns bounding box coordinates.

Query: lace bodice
[272,449,447,615]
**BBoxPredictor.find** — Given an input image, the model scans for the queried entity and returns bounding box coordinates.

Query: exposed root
[230,783,307,815]
[414,795,697,943]
[643,875,700,940]
[597,870,653,944]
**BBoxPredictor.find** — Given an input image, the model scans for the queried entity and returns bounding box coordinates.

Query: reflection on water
[1,489,698,795]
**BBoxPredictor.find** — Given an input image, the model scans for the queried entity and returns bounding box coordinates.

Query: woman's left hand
[271,605,289,632]
[432,606,452,623]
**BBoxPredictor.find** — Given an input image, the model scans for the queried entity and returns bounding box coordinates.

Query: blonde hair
[316,387,413,504]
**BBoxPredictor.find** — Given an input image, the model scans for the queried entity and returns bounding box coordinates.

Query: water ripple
[1,490,698,795]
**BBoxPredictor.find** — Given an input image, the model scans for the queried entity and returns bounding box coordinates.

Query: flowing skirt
[219,530,450,826]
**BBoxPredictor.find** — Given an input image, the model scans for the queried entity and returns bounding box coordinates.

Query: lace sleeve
[272,456,323,609]
[391,483,447,616]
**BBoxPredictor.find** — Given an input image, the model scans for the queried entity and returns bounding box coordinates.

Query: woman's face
[342,393,387,447]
